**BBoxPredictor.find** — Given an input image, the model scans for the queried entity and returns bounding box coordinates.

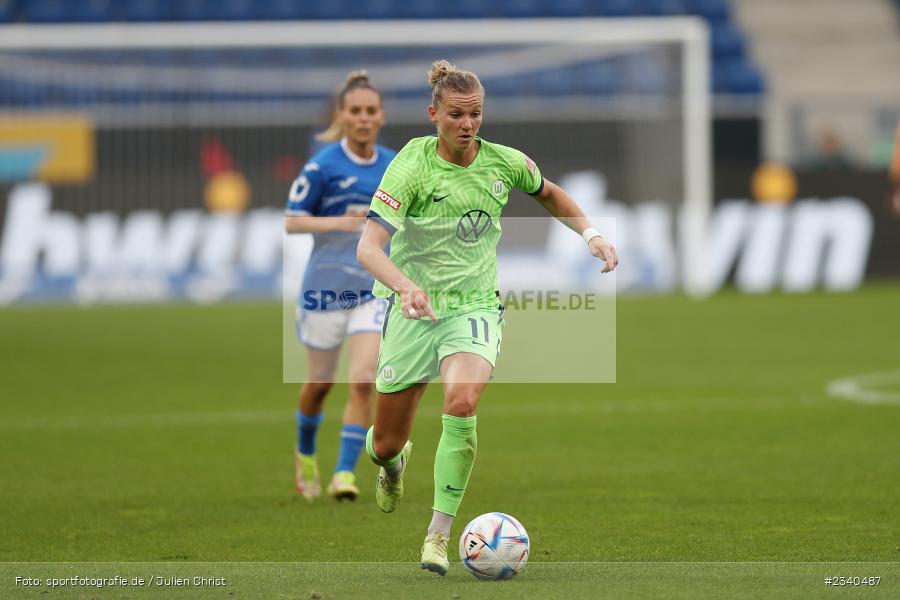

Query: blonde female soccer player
[285,71,395,502]
[356,60,618,574]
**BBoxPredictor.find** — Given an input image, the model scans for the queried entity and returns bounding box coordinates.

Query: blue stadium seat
[712,63,731,94]
[171,0,207,21]
[214,0,256,21]
[20,0,69,22]
[0,0,15,23]
[109,88,146,104]
[485,76,520,97]
[123,0,173,22]
[391,86,430,100]
[0,78,15,104]
[548,0,588,18]
[311,0,349,20]
[234,48,268,65]
[535,69,580,96]
[684,0,730,22]
[713,59,764,95]
[711,22,745,60]
[137,49,178,66]
[70,0,114,22]
[369,0,400,19]
[501,0,544,18]
[7,80,49,106]
[598,0,639,17]
[329,47,367,66]
[72,48,109,65]
[361,46,389,63]
[637,0,686,15]
[367,47,406,65]
[409,0,457,19]
[254,0,307,20]
[188,49,221,66]
[429,45,462,64]
[727,62,764,94]
[453,0,492,18]
[277,48,318,65]
[59,84,100,106]
[578,62,618,95]
[363,0,394,20]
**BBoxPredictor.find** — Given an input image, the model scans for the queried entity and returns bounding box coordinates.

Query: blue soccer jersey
[286,139,396,311]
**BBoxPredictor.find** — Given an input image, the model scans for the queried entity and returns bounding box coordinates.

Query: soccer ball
[459,512,529,580]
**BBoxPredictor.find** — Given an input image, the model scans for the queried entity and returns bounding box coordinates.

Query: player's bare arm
[284,212,366,234]
[534,179,619,273]
[890,120,900,185]
[357,220,437,321]
[890,120,900,196]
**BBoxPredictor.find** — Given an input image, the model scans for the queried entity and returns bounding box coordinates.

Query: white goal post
[0,18,711,296]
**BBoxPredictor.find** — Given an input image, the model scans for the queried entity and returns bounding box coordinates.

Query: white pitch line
[825,370,900,405]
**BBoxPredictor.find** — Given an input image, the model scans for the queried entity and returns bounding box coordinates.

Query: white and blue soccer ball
[459,512,530,580]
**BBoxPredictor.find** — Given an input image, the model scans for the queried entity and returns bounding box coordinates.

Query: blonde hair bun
[427,59,484,107]
[345,69,371,88]
[427,60,456,87]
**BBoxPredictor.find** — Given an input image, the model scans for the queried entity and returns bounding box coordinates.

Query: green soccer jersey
[368,135,543,318]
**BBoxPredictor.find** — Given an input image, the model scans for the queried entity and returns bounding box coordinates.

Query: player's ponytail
[427,60,484,107]
[315,102,343,143]
[315,70,382,142]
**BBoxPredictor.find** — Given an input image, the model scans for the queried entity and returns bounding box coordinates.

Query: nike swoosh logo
[445,484,465,492]
[432,194,451,202]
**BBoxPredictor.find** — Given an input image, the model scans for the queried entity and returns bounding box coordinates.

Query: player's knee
[348,381,374,403]
[444,387,479,417]
[304,381,333,400]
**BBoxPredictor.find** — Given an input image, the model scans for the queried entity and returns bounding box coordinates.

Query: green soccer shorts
[375,298,505,393]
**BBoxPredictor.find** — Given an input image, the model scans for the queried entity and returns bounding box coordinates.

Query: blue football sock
[297,410,323,456]
[335,424,367,473]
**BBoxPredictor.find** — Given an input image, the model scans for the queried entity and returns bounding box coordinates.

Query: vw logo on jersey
[457,209,493,243]
[491,179,505,197]
[381,365,396,383]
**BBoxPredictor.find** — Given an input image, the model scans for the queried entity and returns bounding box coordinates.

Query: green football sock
[365,426,403,472]
[432,414,477,517]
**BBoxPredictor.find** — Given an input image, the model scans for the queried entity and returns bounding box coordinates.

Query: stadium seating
[3,0,747,26]
[711,22,745,60]
[120,0,168,22]
[713,58,764,95]
[0,0,16,22]
[0,0,766,103]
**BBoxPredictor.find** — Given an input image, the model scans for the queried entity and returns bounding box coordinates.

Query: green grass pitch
[1,285,899,598]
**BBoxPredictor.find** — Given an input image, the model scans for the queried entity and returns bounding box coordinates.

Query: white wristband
[581,227,602,244]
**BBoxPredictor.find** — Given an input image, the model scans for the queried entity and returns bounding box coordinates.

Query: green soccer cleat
[374,441,412,513]
[294,451,320,501]
[327,470,359,501]
[420,532,450,576]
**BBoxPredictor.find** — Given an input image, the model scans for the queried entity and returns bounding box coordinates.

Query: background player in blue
[284,71,396,501]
